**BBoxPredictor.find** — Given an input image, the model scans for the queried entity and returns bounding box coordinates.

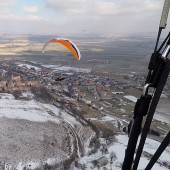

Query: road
[39,102,83,158]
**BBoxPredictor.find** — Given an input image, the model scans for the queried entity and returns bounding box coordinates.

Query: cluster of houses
[0,60,165,108]
[0,75,38,91]
[0,61,40,92]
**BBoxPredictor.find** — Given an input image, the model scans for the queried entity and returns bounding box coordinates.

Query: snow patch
[43,64,91,73]
[0,93,15,100]
[42,104,81,126]
[0,94,60,123]
[124,95,137,103]
[17,64,41,71]
[77,135,170,170]
[22,91,34,99]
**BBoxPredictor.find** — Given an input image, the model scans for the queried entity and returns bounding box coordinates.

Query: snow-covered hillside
[0,93,93,169]
[75,135,170,170]
[0,93,169,170]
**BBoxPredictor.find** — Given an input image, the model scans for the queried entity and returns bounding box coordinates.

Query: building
[27,81,38,87]
[12,75,21,82]
[94,156,108,167]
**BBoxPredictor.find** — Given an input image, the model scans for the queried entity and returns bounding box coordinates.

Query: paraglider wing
[42,38,81,61]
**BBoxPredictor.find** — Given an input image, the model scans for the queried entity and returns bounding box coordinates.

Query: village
[0,59,169,169]
[0,60,169,133]
[0,60,170,130]
[0,60,146,112]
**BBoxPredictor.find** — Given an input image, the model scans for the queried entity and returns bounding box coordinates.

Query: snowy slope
[77,134,170,170]
[0,94,60,123]
[0,93,82,169]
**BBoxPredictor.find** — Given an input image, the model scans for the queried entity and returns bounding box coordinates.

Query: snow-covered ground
[42,64,61,69]
[124,95,138,103]
[77,134,170,170]
[154,100,170,125]
[42,103,81,127]
[16,63,41,71]
[0,93,169,169]
[0,93,94,169]
[154,111,170,125]
[16,61,91,73]
[22,91,34,99]
[43,64,91,73]
[54,66,91,73]
[0,94,60,123]
[0,93,84,127]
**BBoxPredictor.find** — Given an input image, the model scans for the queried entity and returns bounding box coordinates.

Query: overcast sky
[0,0,167,35]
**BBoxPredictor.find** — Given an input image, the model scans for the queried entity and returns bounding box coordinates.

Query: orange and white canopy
[42,38,81,61]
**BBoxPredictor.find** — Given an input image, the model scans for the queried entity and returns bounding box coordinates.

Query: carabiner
[142,83,152,96]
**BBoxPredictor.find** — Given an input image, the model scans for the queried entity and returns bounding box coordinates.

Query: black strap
[122,27,170,170]
[149,59,166,87]
[145,131,170,170]
[122,115,143,170]
[154,28,162,53]
[150,32,170,71]
[132,59,170,170]
[134,95,152,118]
[122,59,170,170]
[157,32,170,54]
[122,60,168,170]
[146,32,170,83]
[122,92,152,169]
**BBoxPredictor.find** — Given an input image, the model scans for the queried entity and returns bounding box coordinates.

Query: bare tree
[109,151,117,170]
[59,110,62,117]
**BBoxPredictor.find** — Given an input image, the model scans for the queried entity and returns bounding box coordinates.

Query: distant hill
[0,34,157,73]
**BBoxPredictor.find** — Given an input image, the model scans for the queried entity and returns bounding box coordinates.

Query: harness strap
[146,32,170,84]
[134,95,152,118]
[122,58,169,170]
[132,59,170,170]
[145,131,170,170]
[122,115,143,170]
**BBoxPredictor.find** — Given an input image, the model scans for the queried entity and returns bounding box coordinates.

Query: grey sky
[0,0,167,35]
